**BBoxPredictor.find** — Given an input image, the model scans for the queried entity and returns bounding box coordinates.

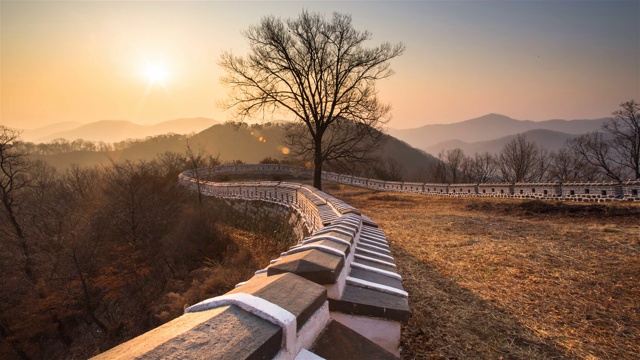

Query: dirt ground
[323,182,640,360]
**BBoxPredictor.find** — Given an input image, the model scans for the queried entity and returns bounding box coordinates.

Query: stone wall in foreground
[93,167,409,359]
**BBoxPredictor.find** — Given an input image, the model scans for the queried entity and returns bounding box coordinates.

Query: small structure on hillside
[621,180,640,201]
[477,183,513,197]
[561,181,622,202]
[402,182,424,193]
[423,183,449,196]
[513,182,562,199]
[448,184,478,197]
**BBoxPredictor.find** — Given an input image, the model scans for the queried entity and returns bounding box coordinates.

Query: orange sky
[1,1,638,130]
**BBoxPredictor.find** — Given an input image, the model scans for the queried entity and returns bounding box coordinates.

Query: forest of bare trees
[0,126,295,359]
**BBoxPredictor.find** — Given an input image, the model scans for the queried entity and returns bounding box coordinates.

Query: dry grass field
[323,182,640,360]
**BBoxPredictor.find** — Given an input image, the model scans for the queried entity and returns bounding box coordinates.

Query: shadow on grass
[392,245,569,360]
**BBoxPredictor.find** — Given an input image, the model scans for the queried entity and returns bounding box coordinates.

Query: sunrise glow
[1,1,638,129]
[144,63,169,86]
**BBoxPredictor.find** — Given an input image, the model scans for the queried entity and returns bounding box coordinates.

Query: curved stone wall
[94,166,409,359]
[212,164,640,202]
[93,163,639,359]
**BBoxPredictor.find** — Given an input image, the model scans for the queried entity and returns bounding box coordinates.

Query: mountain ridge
[425,129,579,155]
[389,113,608,150]
[31,122,438,182]
[18,117,219,143]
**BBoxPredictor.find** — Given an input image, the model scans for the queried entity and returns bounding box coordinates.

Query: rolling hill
[24,117,219,143]
[389,113,608,150]
[19,121,83,142]
[32,122,438,181]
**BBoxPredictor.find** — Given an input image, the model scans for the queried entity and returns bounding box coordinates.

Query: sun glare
[144,63,168,85]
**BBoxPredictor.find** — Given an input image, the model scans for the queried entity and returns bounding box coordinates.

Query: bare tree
[498,134,544,183]
[0,126,29,238]
[0,125,35,282]
[606,100,639,179]
[185,140,207,206]
[219,11,405,190]
[429,151,448,183]
[370,157,405,181]
[568,100,640,180]
[445,148,466,184]
[284,117,384,174]
[467,152,498,183]
[535,147,553,182]
[568,132,625,180]
[548,147,598,182]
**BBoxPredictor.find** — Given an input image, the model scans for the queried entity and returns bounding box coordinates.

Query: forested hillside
[0,142,296,359]
[21,123,439,182]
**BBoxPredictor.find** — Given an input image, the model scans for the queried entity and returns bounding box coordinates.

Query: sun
[144,63,168,85]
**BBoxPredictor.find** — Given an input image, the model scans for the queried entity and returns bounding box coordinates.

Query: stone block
[310,320,398,360]
[230,273,327,331]
[329,284,410,322]
[268,249,344,284]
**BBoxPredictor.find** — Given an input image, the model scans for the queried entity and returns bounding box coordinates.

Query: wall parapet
[206,164,640,202]
[94,165,408,359]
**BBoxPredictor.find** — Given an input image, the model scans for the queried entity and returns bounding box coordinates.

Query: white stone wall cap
[234,281,248,288]
[351,262,401,280]
[355,247,394,262]
[361,229,385,238]
[346,276,408,298]
[334,218,361,227]
[358,242,391,255]
[185,292,297,354]
[283,244,345,259]
[315,226,355,238]
[302,235,352,248]
[359,234,388,245]
[354,254,397,268]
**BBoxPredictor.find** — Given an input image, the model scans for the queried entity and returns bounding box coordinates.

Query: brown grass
[323,182,640,360]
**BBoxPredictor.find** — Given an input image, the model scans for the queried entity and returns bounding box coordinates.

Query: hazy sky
[1,1,638,129]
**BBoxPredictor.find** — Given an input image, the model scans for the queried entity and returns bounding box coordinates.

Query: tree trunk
[0,319,31,360]
[313,139,323,190]
[1,197,35,283]
[195,169,202,207]
[72,253,108,332]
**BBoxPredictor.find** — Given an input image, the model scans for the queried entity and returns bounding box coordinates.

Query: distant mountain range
[389,113,608,152]
[425,129,580,155]
[23,113,611,179]
[18,117,219,143]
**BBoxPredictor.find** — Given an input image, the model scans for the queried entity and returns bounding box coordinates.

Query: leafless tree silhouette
[219,11,404,189]
[568,100,640,180]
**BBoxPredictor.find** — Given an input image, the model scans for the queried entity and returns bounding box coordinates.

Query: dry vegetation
[0,153,297,359]
[324,182,640,359]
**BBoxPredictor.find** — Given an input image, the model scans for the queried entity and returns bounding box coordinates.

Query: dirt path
[324,182,640,359]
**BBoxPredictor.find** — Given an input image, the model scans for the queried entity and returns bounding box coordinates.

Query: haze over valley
[15,113,609,171]
[16,117,218,143]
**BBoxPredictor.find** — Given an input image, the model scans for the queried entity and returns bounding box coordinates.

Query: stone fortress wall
[93,163,639,360]
[227,164,637,202]
[213,163,640,202]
